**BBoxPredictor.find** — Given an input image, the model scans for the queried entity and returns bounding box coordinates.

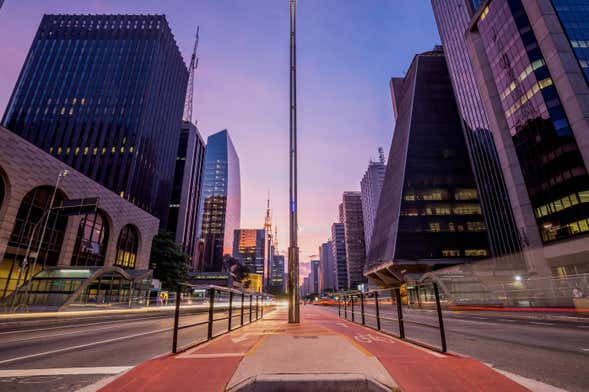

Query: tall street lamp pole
[288,0,300,323]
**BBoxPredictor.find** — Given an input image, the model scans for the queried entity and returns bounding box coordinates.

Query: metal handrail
[337,282,447,353]
[171,284,274,353]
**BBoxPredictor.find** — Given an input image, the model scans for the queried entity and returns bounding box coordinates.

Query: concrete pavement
[99,306,534,392]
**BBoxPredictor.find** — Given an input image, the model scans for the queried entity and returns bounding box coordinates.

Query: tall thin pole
[288,0,300,324]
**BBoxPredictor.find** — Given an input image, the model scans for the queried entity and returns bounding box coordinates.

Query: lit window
[442,250,460,257]
[429,222,441,232]
[465,249,488,257]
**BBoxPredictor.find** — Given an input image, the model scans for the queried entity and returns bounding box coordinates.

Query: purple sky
[0,0,440,277]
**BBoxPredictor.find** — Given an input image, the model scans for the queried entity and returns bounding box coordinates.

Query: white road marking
[0,315,167,336]
[0,367,132,377]
[1,323,149,344]
[0,327,171,365]
[582,348,589,352]
[530,322,553,326]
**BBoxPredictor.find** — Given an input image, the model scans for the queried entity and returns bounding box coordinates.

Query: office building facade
[431,0,522,257]
[467,0,589,276]
[232,229,265,275]
[341,192,366,290]
[167,122,205,265]
[366,47,491,287]
[2,15,188,224]
[271,254,285,292]
[360,150,387,253]
[197,130,241,272]
[310,259,320,294]
[319,241,335,292]
[330,222,348,291]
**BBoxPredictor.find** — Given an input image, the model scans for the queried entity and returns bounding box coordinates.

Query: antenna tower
[183,26,200,123]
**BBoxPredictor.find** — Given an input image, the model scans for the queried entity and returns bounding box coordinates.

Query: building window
[71,211,109,267]
[114,224,139,269]
[464,249,489,257]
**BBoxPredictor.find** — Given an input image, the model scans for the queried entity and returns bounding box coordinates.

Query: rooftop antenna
[183,26,200,123]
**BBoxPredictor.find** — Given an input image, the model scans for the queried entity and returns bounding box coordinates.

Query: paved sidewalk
[99,305,532,392]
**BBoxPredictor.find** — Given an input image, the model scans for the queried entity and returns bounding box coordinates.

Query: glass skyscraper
[432,0,522,258]
[232,229,265,275]
[2,15,188,223]
[551,0,589,83]
[196,129,241,272]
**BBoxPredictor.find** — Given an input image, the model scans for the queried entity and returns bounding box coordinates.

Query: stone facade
[0,126,159,272]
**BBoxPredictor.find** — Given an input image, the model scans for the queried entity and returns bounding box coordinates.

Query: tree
[150,230,189,290]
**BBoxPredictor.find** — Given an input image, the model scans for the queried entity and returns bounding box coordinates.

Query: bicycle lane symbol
[354,333,396,344]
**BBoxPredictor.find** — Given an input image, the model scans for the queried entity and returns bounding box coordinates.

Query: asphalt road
[0,304,262,391]
[326,304,589,392]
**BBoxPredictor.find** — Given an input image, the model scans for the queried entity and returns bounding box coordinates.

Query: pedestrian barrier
[171,284,273,353]
[337,282,447,353]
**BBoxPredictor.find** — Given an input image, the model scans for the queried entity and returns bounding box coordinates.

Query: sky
[0,0,440,278]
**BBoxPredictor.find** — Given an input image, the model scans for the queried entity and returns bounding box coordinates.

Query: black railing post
[394,288,405,339]
[228,290,234,332]
[261,296,264,318]
[344,295,348,319]
[207,288,215,340]
[351,295,355,322]
[374,291,381,331]
[255,295,259,320]
[172,285,181,353]
[433,282,447,353]
[241,292,245,326]
[338,297,341,317]
[249,294,253,323]
[360,293,365,325]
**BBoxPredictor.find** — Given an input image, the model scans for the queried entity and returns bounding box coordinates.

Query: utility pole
[288,0,300,323]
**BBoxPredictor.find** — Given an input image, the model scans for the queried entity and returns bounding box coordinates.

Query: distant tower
[264,193,273,289]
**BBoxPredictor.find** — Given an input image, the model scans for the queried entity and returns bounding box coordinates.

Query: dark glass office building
[551,0,589,83]
[167,121,205,264]
[2,15,188,224]
[366,47,490,287]
[196,130,241,272]
[432,0,522,258]
[232,229,265,275]
[470,0,589,244]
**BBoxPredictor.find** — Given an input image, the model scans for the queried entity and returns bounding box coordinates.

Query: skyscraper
[167,121,205,265]
[366,47,490,287]
[196,129,241,271]
[431,0,522,257]
[330,222,347,291]
[466,0,589,276]
[233,229,265,275]
[310,259,320,294]
[2,15,188,224]
[341,192,366,290]
[271,254,285,292]
[360,148,387,253]
[319,241,335,292]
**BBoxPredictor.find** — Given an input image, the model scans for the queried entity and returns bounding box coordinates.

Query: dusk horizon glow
[0,0,440,278]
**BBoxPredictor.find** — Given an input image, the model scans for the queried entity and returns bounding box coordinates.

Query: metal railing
[338,282,447,353]
[171,284,273,353]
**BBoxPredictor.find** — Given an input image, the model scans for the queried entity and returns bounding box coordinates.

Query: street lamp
[288,0,300,323]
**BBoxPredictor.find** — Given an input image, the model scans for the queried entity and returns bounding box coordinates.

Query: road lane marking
[0,367,132,377]
[0,315,171,336]
[530,322,553,326]
[582,348,589,352]
[245,335,268,356]
[0,327,171,365]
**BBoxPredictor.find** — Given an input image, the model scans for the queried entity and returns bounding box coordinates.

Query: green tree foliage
[150,230,189,290]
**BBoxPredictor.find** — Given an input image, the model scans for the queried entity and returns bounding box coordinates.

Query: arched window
[114,224,139,269]
[71,211,109,266]
[1,186,68,298]
[0,174,5,212]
